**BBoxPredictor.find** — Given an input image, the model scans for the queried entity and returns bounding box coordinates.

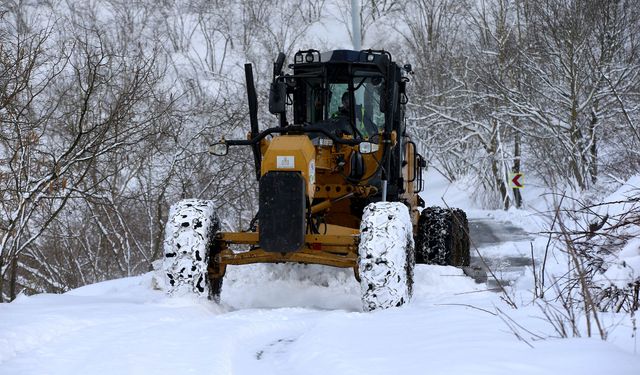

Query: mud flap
[259,171,306,252]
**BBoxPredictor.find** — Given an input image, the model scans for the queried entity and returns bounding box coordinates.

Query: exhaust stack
[244,63,261,180]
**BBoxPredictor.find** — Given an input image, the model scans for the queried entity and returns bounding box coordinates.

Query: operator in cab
[332,91,378,139]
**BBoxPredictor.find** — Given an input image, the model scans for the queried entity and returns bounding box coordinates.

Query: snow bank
[1,261,639,375]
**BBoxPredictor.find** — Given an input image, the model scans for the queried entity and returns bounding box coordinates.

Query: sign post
[510,173,524,189]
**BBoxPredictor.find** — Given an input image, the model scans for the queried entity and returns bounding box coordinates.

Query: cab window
[354,76,385,136]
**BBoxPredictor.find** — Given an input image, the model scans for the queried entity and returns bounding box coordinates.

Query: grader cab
[161,50,470,311]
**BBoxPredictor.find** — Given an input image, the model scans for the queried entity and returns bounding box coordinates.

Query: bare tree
[0,3,173,299]
[504,0,640,190]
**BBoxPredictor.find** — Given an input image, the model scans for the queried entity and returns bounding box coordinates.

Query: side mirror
[269,81,287,114]
[359,141,379,154]
[208,141,228,156]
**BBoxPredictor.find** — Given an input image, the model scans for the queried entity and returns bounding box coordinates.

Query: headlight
[359,142,379,154]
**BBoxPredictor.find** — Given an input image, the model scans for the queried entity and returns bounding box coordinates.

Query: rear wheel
[162,199,222,300]
[358,202,415,312]
[415,206,470,266]
[452,208,470,266]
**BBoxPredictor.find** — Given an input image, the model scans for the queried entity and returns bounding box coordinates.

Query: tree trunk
[512,130,523,208]
[489,125,510,210]
[149,197,166,272]
[0,258,4,302]
[589,107,598,185]
[9,256,18,301]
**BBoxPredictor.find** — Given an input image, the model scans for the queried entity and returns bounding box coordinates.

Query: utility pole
[351,0,361,50]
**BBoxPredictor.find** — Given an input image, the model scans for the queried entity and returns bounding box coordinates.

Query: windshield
[297,70,385,139]
[327,75,385,138]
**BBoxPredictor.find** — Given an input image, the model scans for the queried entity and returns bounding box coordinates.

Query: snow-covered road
[469,219,533,247]
[1,252,638,374]
[468,218,535,287]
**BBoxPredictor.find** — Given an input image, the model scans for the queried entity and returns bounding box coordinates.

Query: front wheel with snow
[162,199,222,300]
[358,202,415,312]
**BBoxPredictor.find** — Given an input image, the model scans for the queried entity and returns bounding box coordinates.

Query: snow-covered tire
[358,202,415,312]
[162,199,222,300]
[454,209,470,266]
[415,206,470,266]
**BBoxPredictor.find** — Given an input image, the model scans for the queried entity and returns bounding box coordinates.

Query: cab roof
[290,49,394,73]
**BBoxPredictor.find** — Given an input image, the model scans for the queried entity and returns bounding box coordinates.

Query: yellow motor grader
[161,50,470,311]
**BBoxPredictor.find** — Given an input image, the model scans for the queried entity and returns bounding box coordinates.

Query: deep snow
[1,170,639,374]
[1,266,637,375]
